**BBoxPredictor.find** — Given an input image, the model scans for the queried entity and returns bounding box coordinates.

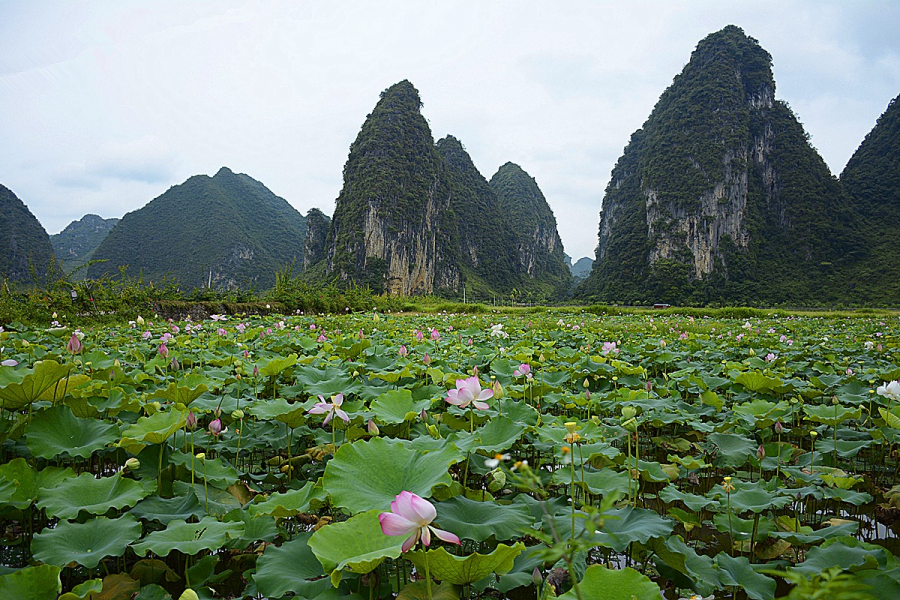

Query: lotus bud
[253,365,259,378]
[398,345,408,357]
[243,349,249,358]
[423,354,431,365]
[22,339,29,348]
[231,409,244,420]
[426,423,441,439]
[170,358,180,371]
[757,444,765,461]
[52,312,58,319]
[179,589,200,600]
[831,396,839,405]
[136,315,145,326]
[622,406,637,420]
[532,566,543,586]
[209,418,223,436]
[775,421,783,434]
[492,380,504,399]
[584,389,591,401]
[158,342,169,359]
[66,332,82,354]
[583,378,590,388]
[186,411,197,430]
[367,418,379,435]
[646,380,652,392]
[622,417,638,433]
[125,457,140,471]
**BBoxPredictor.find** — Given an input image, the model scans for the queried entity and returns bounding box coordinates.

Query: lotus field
[2,310,900,600]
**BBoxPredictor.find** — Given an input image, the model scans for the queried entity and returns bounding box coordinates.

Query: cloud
[52,136,180,188]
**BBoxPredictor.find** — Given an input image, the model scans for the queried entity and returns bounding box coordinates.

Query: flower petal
[407,493,436,524]
[429,526,461,545]
[379,512,418,537]
[335,408,350,423]
[420,526,431,546]
[401,530,419,553]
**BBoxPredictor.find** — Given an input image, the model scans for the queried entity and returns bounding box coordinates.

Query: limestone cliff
[302,208,330,271]
[0,184,56,285]
[325,81,460,295]
[580,25,853,306]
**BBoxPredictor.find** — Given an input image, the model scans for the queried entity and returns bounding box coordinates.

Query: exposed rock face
[51,214,119,276]
[580,25,852,305]
[302,208,330,271]
[326,81,459,295]
[88,167,307,290]
[0,184,55,285]
[490,163,570,288]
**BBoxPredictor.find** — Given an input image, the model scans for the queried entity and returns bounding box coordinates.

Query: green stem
[425,549,433,600]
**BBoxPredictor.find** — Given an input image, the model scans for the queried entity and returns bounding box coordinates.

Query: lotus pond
[1,310,899,600]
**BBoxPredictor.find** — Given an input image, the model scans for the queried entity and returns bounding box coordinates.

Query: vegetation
[50,214,119,278]
[87,167,307,291]
[0,184,56,286]
[2,308,899,599]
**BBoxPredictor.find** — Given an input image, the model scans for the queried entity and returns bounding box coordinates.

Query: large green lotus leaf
[324,437,456,514]
[397,581,460,600]
[173,482,243,517]
[708,432,756,467]
[32,514,142,569]
[37,472,151,519]
[25,405,119,459]
[37,373,91,402]
[131,516,244,557]
[470,417,527,453]
[648,536,718,596]
[659,484,720,512]
[814,437,874,459]
[169,450,239,488]
[558,565,660,600]
[548,507,673,553]
[434,495,533,542]
[253,531,332,599]
[714,553,776,600]
[793,539,882,575]
[0,359,72,410]
[59,578,103,600]
[120,409,187,449]
[248,397,308,428]
[407,542,524,586]
[145,378,209,406]
[555,467,629,497]
[734,372,781,393]
[308,509,405,578]
[821,486,872,506]
[370,389,430,424]
[727,482,792,513]
[258,353,298,378]
[0,457,39,509]
[768,520,859,545]
[248,481,327,518]
[129,490,205,524]
[0,564,61,599]
[294,363,363,397]
[494,545,545,593]
[804,404,861,427]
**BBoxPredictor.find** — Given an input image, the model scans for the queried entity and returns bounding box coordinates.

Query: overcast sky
[2,1,899,260]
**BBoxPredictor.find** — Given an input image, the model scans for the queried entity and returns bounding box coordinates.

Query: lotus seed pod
[622,417,638,433]
[622,406,637,419]
[564,422,578,434]
[179,590,199,600]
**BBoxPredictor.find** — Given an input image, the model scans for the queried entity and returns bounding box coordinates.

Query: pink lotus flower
[416,330,424,342]
[446,376,493,410]
[423,353,431,365]
[398,345,409,357]
[66,333,82,354]
[317,334,327,343]
[158,342,169,359]
[378,491,460,552]
[308,393,350,425]
[430,328,440,341]
[513,363,531,379]
[209,418,224,436]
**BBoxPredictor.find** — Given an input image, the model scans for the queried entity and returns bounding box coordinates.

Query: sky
[2,1,899,261]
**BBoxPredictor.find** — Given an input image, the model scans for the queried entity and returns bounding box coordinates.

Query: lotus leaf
[253,532,333,599]
[0,457,39,509]
[0,359,72,410]
[131,516,244,557]
[558,564,660,600]
[145,379,209,406]
[793,539,884,575]
[119,409,187,450]
[59,578,103,600]
[804,404,862,427]
[735,372,781,393]
[37,472,151,519]
[169,450,239,488]
[396,581,460,600]
[407,542,524,585]
[0,564,62,599]
[370,389,430,424]
[248,397,308,428]
[295,363,362,397]
[324,437,456,513]
[25,405,119,459]
[130,490,205,524]
[308,509,405,582]
[247,481,327,518]
[434,495,533,542]
[726,482,792,513]
[32,514,142,569]
[708,432,757,467]
[552,467,629,498]
[714,553,776,600]
[549,507,673,553]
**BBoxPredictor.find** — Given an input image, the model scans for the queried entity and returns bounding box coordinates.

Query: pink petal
[392,491,416,520]
[430,526,461,545]
[401,531,419,552]
[420,526,432,547]
[476,390,493,402]
[407,493,436,523]
[473,400,490,410]
[335,408,350,423]
[322,410,334,426]
[333,393,344,407]
[307,403,330,414]
[379,512,417,537]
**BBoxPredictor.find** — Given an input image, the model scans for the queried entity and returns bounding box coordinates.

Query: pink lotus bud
[646,380,652,391]
[243,349,249,358]
[367,418,379,435]
[757,444,765,461]
[584,389,591,401]
[66,332,82,354]
[430,329,440,340]
[775,421,783,434]
[186,411,197,429]
[398,345,409,357]
[359,329,365,339]
[252,365,260,378]
[467,338,473,345]
[420,408,428,421]
[209,418,223,436]
[423,353,431,365]
[158,342,169,358]
[317,334,326,343]
[416,331,424,342]
[170,358,180,371]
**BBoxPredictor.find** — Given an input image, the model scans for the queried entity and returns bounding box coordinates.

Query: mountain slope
[0,184,56,285]
[325,80,460,295]
[578,25,855,306]
[50,214,119,277]
[840,93,900,304]
[88,167,306,290]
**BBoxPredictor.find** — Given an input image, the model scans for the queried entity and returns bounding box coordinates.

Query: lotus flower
[308,393,350,425]
[877,380,900,402]
[378,491,460,552]
[66,332,82,354]
[398,345,409,357]
[445,376,493,410]
[158,342,169,358]
[513,363,532,379]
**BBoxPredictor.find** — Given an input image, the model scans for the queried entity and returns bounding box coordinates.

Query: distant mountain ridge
[51,214,119,278]
[88,167,308,290]
[0,184,56,285]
